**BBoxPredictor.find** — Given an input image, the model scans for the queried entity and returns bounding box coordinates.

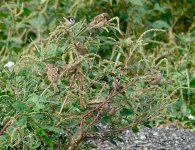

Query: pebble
[95,127,195,150]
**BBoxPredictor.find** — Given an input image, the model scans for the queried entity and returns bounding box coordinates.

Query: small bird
[46,64,59,92]
[87,13,109,29]
[80,13,109,35]
[148,70,163,86]
[63,16,75,28]
[112,76,123,92]
[74,41,87,55]
[48,16,75,41]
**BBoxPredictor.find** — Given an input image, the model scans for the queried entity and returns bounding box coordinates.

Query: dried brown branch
[0,117,14,136]
[69,78,141,149]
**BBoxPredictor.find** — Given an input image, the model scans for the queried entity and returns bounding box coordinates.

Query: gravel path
[95,126,195,150]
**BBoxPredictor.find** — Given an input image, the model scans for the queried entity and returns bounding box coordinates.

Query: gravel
[95,126,195,150]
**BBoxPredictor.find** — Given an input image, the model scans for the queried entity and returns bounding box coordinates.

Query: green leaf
[167,100,183,118]
[0,91,11,97]
[18,67,31,76]
[27,94,46,110]
[40,125,64,134]
[32,123,53,146]
[81,61,90,69]
[0,135,9,147]
[120,108,134,116]
[152,20,169,29]
[17,116,28,126]
[181,103,191,117]
[92,126,99,132]
[143,119,152,128]
[101,116,110,125]
[12,101,28,111]
[108,137,118,146]
[132,126,139,133]
[116,136,124,142]
[190,79,195,87]
[22,7,31,16]
[28,14,45,29]
[128,0,143,6]
[31,113,45,122]
[125,87,134,98]
[46,43,59,57]
[153,3,170,13]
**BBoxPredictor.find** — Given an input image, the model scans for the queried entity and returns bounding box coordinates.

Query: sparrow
[112,76,123,92]
[48,16,75,41]
[74,41,87,55]
[148,70,163,86]
[46,63,59,92]
[63,16,75,28]
[87,13,109,29]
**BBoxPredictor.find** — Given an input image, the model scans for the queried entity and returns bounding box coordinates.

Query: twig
[70,78,139,148]
[40,83,52,96]
[0,117,14,135]
[59,65,77,78]
[58,95,68,114]
[90,79,137,125]
[84,123,135,135]
[69,120,84,150]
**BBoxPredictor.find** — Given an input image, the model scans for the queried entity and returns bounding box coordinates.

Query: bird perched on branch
[63,16,75,28]
[148,70,163,86]
[48,16,75,41]
[112,76,123,92]
[81,13,109,34]
[46,64,59,93]
[88,13,109,29]
[74,41,87,55]
[109,76,125,96]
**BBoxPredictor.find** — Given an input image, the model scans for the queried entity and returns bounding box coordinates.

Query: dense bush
[0,0,195,149]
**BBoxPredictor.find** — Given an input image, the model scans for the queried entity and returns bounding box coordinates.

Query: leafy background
[0,0,195,149]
